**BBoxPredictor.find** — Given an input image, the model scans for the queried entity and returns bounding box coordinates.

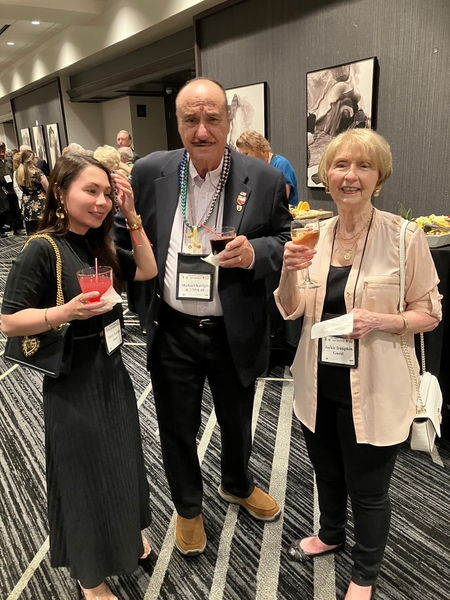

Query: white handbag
[398,220,442,454]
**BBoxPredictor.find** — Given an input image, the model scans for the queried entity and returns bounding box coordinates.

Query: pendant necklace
[179,147,231,248]
[336,208,374,261]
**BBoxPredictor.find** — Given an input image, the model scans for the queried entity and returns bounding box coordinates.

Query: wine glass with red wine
[210,226,236,254]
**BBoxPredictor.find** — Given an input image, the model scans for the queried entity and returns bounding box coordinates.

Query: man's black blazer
[130,148,292,387]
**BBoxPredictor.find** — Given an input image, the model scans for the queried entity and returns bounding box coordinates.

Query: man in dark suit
[116,130,140,163]
[0,141,23,236]
[129,78,291,557]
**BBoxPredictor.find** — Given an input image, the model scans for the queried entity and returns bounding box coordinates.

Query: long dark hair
[38,154,121,281]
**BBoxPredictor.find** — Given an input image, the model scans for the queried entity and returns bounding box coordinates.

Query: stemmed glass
[291,218,320,289]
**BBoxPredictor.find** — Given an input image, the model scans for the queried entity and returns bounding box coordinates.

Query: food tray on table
[425,233,450,248]
[290,207,334,220]
[415,214,450,248]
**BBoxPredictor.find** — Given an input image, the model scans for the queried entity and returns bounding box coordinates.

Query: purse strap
[22,234,65,306]
[398,220,426,415]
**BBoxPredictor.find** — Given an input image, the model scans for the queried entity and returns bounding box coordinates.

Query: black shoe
[13,230,26,236]
[287,537,345,562]
[0,233,7,238]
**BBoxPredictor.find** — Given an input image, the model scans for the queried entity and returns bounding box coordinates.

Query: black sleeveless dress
[2,232,151,587]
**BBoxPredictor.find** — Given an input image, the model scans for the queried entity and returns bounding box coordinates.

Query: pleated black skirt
[43,336,151,588]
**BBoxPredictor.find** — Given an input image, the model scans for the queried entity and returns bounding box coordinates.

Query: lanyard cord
[331,208,375,308]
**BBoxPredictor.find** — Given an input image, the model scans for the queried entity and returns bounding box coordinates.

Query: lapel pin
[236,192,247,212]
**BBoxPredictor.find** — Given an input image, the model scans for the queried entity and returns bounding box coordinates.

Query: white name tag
[320,335,357,368]
[177,273,212,300]
[104,319,122,355]
[4,175,12,183]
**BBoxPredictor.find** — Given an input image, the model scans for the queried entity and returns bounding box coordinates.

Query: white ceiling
[0,0,227,110]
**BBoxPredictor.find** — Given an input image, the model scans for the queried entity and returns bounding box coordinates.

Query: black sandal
[287,538,345,563]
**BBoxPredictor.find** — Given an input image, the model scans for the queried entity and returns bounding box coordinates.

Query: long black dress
[2,232,151,588]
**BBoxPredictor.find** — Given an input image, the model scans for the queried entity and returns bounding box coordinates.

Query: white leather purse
[398,220,442,454]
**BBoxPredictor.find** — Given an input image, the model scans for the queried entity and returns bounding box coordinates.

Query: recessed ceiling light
[31,21,40,25]
[7,42,14,45]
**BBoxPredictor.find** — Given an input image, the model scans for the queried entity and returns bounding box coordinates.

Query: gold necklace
[336,209,374,261]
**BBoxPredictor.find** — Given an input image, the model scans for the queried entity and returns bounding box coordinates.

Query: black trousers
[301,394,400,586]
[149,303,255,518]
[7,193,23,231]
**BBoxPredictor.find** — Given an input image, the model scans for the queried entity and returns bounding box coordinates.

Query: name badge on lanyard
[103,319,123,355]
[318,312,358,368]
[176,252,215,301]
[319,335,358,368]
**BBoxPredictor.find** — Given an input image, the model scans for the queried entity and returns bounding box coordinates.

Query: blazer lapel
[154,151,183,286]
[223,152,250,234]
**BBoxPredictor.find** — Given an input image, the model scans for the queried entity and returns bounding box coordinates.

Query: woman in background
[236,129,299,206]
[275,129,441,599]
[15,149,48,235]
[2,155,157,600]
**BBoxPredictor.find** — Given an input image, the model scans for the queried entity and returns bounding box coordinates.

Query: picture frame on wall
[32,126,48,162]
[225,82,267,150]
[20,128,31,148]
[307,57,377,187]
[46,123,61,169]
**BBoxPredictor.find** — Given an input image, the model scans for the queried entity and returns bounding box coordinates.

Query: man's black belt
[161,302,224,329]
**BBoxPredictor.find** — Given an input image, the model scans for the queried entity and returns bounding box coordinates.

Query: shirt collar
[188,154,224,188]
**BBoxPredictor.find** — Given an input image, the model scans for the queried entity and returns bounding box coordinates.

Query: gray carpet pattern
[1,233,450,600]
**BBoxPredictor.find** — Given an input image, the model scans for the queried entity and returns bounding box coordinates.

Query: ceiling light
[31,21,40,25]
[7,42,14,45]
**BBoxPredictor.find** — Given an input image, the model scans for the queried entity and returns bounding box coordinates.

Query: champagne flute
[291,218,320,289]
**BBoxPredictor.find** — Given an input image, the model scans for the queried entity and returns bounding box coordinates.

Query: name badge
[103,319,123,355]
[4,175,12,183]
[319,335,358,368]
[176,253,214,301]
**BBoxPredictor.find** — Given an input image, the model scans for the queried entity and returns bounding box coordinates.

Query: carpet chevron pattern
[1,233,449,600]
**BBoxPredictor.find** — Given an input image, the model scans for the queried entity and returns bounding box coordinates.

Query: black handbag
[4,234,73,378]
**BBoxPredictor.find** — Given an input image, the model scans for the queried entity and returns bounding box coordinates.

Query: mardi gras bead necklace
[179,147,231,247]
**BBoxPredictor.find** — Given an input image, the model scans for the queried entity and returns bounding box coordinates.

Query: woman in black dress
[15,149,49,235]
[1,155,157,600]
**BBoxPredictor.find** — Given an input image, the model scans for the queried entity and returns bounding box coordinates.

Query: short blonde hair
[235,130,272,155]
[318,129,392,188]
[93,145,120,171]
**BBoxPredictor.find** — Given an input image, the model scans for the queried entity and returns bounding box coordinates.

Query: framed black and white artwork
[20,128,31,148]
[46,123,61,169]
[225,82,267,150]
[307,57,377,187]
[32,126,47,162]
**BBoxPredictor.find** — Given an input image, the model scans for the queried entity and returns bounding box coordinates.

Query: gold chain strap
[20,235,65,356]
[400,334,426,415]
[22,234,65,306]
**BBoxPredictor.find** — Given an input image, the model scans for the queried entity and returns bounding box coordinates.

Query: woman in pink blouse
[275,129,441,600]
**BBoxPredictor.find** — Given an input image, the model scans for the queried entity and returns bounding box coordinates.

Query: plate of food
[290,201,334,220]
[415,214,450,247]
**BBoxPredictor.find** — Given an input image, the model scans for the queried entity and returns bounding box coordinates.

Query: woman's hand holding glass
[288,218,320,289]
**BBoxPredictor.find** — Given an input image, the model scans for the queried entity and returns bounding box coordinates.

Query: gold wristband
[44,307,63,331]
[395,312,409,336]
[125,214,143,230]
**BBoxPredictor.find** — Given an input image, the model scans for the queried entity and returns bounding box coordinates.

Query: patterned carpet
[1,233,449,600]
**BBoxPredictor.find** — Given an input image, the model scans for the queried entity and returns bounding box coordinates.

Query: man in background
[116,130,140,163]
[0,142,23,237]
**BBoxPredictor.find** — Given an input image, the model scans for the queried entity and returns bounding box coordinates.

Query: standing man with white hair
[123,77,291,557]
[116,130,140,163]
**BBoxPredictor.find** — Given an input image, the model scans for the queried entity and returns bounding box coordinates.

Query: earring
[373,189,380,197]
[56,200,65,219]
[325,186,330,194]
